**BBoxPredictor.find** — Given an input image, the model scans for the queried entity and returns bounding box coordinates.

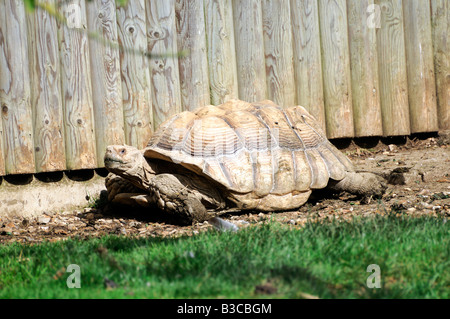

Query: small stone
[37,216,51,224]
[84,207,97,214]
[421,202,433,209]
[85,213,95,220]
[98,219,113,224]
[388,144,398,152]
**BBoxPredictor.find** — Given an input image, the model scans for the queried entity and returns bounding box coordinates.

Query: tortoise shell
[144,100,353,198]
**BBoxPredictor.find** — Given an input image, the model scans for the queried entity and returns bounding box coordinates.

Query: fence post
[318,0,354,138]
[290,0,326,132]
[146,0,182,129]
[347,0,383,137]
[431,0,450,130]
[261,0,296,107]
[403,0,438,133]
[117,0,153,149]
[375,0,410,136]
[233,0,266,102]
[57,0,97,169]
[204,0,238,105]
[0,0,35,174]
[27,0,66,173]
[87,0,125,166]
[176,0,210,110]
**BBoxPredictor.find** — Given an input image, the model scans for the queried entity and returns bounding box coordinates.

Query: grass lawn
[0,214,448,299]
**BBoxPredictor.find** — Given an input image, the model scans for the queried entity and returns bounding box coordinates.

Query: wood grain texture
[58,0,97,169]
[204,0,238,105]
[117,0,153,149]
[431,0,450,130]
[290,0,326,131]
[347,0,383,136]
[232,0,266,102]
[175,0,210,110]
[375,0,410,136]
[261,0,296,107]
[0,108,4,175]
[0,0,35,174]
[403,0,438,133]
[146,0,182,129]
[27,0,66,172]
[87,0,125,166]
[318,0,354,138]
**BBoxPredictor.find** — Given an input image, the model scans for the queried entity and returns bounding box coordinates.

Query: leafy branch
[22,0,187,59]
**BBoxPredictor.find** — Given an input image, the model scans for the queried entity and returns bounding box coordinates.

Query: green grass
[0,214,448,299]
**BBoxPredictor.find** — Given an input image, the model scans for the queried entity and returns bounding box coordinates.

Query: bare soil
[1,132,449,244]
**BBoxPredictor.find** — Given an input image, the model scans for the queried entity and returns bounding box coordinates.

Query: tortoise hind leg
[327,171,387,199]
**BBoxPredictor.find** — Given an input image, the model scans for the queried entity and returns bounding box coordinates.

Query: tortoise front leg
[105,173,145,202]
[148,173,211,224]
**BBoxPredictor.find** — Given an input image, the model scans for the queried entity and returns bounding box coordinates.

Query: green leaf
[23,0,36,12]
[115,0,129,7]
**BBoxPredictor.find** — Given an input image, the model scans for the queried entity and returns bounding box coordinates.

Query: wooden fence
[0,0,448,176]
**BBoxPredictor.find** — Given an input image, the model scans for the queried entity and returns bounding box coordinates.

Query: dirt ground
[1,132,449,244]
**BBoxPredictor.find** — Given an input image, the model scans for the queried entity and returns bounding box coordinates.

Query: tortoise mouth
[104,157,127,171]
[104,157,124,164]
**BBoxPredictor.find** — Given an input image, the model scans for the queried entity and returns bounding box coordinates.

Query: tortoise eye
[120,148,126,155]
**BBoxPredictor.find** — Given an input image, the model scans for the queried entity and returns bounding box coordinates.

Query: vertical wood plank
[347,0,383,137]
[117,0,153,149]
[58,0,97,169]
[232,0,266,102]
[261,0,296,107]
[175,0,210,110]
[0,106,4,175]
[87,0,124,166]
[290,0,326,131]
[27,0,66,172]
[431,0,449,130]
[403,0,438,133]
[146,0,182,129]
[0,0,35,174]
[375,0,410,136]
[318,0,354,138]
[204,0,238,105]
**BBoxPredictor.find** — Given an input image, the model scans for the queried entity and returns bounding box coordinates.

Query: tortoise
[104,99,386,224]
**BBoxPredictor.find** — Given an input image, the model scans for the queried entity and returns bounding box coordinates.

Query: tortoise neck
[123,157,157,191]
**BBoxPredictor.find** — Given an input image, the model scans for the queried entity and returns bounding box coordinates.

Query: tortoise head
[104,145,155,190]
[104,145,143,173]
